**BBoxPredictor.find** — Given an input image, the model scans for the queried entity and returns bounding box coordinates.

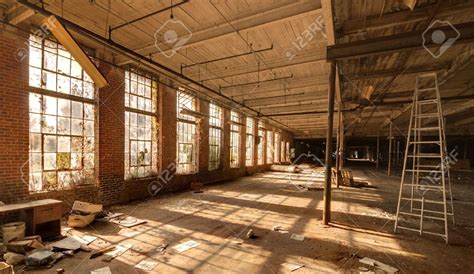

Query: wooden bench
[0,199,63,240]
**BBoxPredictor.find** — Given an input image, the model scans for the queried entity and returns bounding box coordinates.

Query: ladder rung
[409,141,440,144]
[401,184,443,189]
[401,198,444,204]
[422,231,447,238]
[412,127,440,131]
[412,208,453,216]
[415,165,441,168]
[396,225,421,232]
[417,87,437,92]
[417,99,438,104]
[408,154,442,158]
[414,113,439,118]
[405,169,443,173]
[398,211,421,217]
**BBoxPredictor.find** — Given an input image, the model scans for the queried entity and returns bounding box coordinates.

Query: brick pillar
[199,100,209,174]
[159,81,177,190]
[0,28,30,203]
[97,63,125,205]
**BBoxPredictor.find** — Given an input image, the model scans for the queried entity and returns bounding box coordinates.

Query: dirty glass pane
[30,153,42,172]
[58,117,70,134]
[29,46,42,68]
[71,137,82,152]
[57,153,70,169]
[42,115,57,133]
[30,133,41,152]
[42,171,57,190]
[43,71,57,91]
[44,135,57,152]
[71,78,83,97]
[71,101,83,118]
[71,119,83,135]
[71,153,82,169]
[58,171,71,188]
[30,114,41,133]
[43,96,57,115]
[44,51,57,71]
[71,60,82,79]
[44,153,56,170]
[58,99,70,117]
[57,75,70,94]
[29,173,42,192]
[84,137,94,152]
[58,136,70,152]
[57,56,70,75]
[84,120,94,136]
[84,153,94,169]
[83,82,94,99]
[29,67,41,88]
[84,104,94,120]
[29,93,41,113]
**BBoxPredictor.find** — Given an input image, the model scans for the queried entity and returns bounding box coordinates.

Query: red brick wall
[0,28,31,204]
[97,63,126,205]
[0,28,294,209]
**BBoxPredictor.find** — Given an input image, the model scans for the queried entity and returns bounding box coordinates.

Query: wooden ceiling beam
[343,63,450,80]
[327,21,474,60]
[339,0,474,36]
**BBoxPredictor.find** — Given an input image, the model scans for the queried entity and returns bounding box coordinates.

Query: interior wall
[0,29,295,208]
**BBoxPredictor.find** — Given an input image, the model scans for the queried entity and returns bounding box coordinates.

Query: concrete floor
[30,166,474,273]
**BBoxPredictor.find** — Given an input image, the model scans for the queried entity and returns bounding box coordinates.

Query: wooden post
[335,104,342,188]
[376,130,380,169]
[323,61,336,225]
[388,122,393,176]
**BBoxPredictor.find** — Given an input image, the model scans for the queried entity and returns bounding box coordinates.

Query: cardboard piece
[0,262,13,274]
[103,244,132,262]
[51,237,82,251]
[68,201,103,228]
[6,236,44,254]
[359,257,399,273]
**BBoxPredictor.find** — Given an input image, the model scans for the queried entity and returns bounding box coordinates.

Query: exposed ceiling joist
[327,21,474,60]
[339,0,474,35]
[7,5,33,24]
[343,63,450,80]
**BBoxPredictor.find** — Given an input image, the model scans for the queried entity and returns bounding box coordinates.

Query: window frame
[245,117,254,167]
[209,103,223,171]
[230,111,241,168]
[176,90,199,174]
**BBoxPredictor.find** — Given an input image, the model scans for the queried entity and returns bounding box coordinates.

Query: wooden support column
[388,122,393,176]
[335,105,342,188]
[323,61,336,225]
[376,130,380,169]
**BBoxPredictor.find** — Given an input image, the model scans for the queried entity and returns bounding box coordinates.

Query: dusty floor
[29,166,474,273]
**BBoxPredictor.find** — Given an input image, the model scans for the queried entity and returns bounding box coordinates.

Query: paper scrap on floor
[71,234,97,245]
[359,257,398,273]
[282,262,305,271]
[91,266,112,274]
[290,234,305,241]
[109,216,147,228]
[135,259,159,271]
[173,240,200,253]
[103,244,133,261]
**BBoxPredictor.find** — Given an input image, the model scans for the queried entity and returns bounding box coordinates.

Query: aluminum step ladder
[394,73,455,243]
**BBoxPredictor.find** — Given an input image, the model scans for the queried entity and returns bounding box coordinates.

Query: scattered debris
[290,234,305,241]
[173,240,200,253]
[70,234,97,245]
[6,236,45,254]
[155,243,168,253]
[109,216,147,228]
[272,225,289,234]
[227,236,244,245]
[56,268,65,273]
[246,229,258,239]
[359,257,399,273]
[91,266,112,274]
[25,250,54,267]
[281,262,305,271]
[103,244,132,262]
[96,212,124,222]
[68,201,103,228]
[0,262,13,274]
[3,252,25,266]
[135,258,159,271]
[90,246,116,259]
[51,237,82,252]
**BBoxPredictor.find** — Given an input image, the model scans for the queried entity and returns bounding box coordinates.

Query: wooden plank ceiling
[3,0,474,138]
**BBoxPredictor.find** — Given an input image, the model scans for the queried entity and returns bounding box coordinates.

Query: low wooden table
[0,199,63,240]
